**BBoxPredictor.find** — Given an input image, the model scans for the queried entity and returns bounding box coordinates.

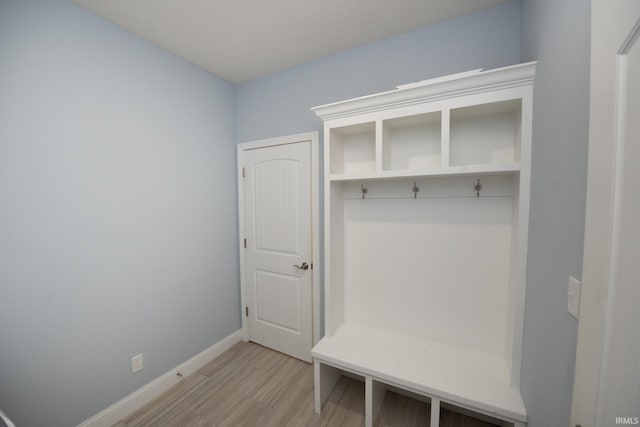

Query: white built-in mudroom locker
[311,62,535,427]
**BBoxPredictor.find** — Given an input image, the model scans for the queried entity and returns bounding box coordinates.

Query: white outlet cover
[567,276,581,319]
[132,353,143,373]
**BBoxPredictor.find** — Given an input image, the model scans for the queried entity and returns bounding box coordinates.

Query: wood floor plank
[122,374,212,427]
[114,341,499,427]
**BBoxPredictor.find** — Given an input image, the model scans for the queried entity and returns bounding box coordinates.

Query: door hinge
[243,238,247,248]
[242,167,245,178]
[245,306,248,317]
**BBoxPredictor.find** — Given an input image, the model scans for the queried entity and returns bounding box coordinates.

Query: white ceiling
[72,0,511,83]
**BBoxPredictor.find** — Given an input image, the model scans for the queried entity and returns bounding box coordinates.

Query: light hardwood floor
[114,341,498,427]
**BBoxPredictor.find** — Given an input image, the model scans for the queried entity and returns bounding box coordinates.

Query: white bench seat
[312,322,526,427]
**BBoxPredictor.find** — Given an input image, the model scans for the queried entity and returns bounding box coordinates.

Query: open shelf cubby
[312,62,535,427]
[382,111,441,171]
[450,99,522,167]
[329,122,376,174]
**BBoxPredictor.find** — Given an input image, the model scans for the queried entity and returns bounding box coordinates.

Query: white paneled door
[241,140,313,362]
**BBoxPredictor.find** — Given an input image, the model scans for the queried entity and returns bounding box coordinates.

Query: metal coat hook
[361,184,368,199]
[474,179,482,198]
[412,182,419,199]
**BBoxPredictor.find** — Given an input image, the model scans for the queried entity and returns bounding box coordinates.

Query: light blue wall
[235,1,522,143]
[0,1,239,426]
[520,0,590,426]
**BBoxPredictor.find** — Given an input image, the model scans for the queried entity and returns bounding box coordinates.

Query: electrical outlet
[131,353,143,374]
[567,276,581,319]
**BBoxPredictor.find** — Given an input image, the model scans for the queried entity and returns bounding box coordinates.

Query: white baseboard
[78,329,243,427]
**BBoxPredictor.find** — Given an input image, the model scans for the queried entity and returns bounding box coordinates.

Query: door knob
[293,262,309,271]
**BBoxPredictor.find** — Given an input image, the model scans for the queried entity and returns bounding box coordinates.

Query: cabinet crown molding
[312,61,536,121]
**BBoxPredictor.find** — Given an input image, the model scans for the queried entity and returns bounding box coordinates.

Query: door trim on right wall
[571,5,640,425]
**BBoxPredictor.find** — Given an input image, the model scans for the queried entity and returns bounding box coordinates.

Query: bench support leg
[314,361,341,414]
[430,397,440,427]
[365,377,387,427]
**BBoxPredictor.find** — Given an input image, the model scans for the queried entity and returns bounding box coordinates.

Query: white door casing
[571,4,640,426]
[237,132,320,363]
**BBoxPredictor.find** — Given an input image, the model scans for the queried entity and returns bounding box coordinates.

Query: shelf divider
[441,108,451,168]
[375,119,384,173]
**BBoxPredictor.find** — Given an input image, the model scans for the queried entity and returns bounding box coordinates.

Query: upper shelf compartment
[329,122,375,175]
[382,112,441,171]
[450,99,522,167]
